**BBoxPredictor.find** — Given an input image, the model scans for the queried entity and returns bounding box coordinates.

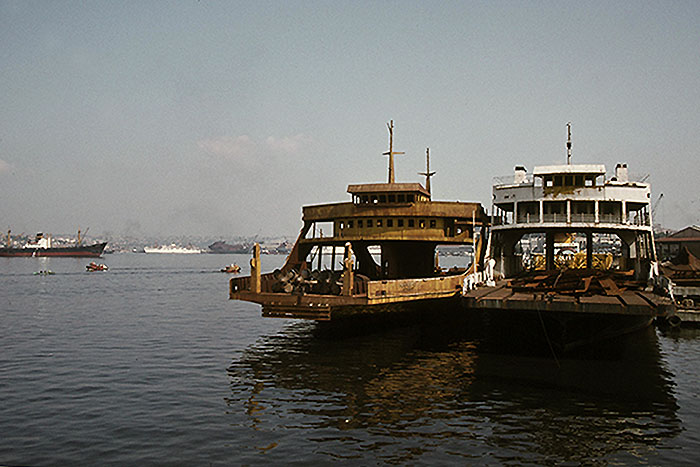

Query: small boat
[221,264,241,273]
[86,262,108,272]
[34,270,55,275]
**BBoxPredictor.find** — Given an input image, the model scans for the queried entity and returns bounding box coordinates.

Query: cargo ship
[1,231,107,257]
[230,121,488,320]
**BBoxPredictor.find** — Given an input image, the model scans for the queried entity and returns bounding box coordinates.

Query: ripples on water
[1,255,699,465]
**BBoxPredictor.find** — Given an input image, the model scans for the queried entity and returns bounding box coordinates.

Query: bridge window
[388,194,396,202]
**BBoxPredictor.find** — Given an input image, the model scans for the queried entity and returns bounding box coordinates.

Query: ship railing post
[250,243,261,293]
[342,242,354,296]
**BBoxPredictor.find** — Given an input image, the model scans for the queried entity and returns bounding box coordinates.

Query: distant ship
[0,231,107,258]
[208,241,251,254]
[143,244,202,254]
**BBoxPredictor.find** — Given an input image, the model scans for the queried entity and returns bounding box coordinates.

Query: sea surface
[1,253,699,466]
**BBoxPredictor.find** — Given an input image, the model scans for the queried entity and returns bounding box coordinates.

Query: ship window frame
[565,175,573,186]
[367,219,373,228]
[398,194,405,203]
[419,219,425,228]
[388,194,396,203]
[407,194,415,203]
[376,219,383,227]
[387,219,393,227]
[430,219,437,228]
[398,219,404,227]
[408,219,415,228]
[348,220,354,228]
[358,219,363,228]
[379,195,387,203]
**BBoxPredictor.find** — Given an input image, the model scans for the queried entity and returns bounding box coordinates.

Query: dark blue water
[1,254,699,465]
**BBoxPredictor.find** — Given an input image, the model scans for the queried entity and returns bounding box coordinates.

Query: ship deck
[462,280,674,317]
[230,273,465,320]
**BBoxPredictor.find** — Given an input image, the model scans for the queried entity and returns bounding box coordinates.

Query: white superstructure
[490,161,655,279]
[144,244,203,254]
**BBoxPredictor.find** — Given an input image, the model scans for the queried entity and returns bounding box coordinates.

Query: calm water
[1,254,699,465]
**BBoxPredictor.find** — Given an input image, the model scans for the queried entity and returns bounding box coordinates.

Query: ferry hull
[0,242,107,257]
[231,273,466,320]
[466,306,654,352]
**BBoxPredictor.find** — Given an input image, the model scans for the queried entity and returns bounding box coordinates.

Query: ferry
[143,244,203,254]
[462,124,675,350]
[230,121,488,320]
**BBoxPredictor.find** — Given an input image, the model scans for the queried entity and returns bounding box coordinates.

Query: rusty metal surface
[347,182,430,196]
[463,271,675,317]
[302,200,486,222]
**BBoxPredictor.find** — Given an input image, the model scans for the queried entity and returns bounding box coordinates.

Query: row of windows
[352,193,427,205]
[543,174,599,188]
[339,218,438,229]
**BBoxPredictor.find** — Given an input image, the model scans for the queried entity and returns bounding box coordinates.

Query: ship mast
[383,120,404,183]
[566,122,572,165]
[418,147,436,197]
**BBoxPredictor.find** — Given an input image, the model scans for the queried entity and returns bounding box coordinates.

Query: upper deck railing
[494,211,651,227]
[492,172,648,188]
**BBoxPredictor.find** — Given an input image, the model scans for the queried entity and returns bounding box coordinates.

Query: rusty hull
[230,273,465,320]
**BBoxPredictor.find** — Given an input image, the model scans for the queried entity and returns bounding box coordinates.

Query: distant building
[656,225,700,260]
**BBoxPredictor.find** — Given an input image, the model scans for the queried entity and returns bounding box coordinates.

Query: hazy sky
[2,1,699,238]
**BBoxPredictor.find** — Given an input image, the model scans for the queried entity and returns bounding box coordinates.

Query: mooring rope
[538,310,560,368]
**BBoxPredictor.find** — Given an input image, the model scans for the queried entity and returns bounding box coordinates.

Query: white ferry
[463,124,674,350]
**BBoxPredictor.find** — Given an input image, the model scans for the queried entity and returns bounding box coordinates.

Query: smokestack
[615,163,629,183]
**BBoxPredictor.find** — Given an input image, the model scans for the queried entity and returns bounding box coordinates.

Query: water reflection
[227,313,680,464]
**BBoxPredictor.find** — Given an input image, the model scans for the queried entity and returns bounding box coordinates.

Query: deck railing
[496,212,649,226]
